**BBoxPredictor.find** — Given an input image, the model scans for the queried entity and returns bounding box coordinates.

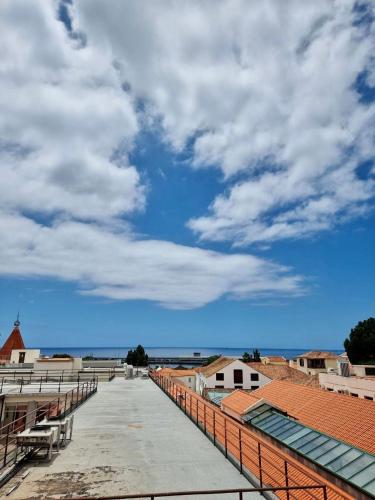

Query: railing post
[224,418,228,458]
[39,376,42,393]
[196,398,199,423]
[322,486,328,500]
[258,442,263,487]
[184,390,187,414]
[284,461,290,500]
[213,410,216,445]
[1,377,4,393]
[64,392,68,415]
[239,428,243,474]
[239,492,243,500]
[204,404,207,434]
[58,375,61,393]
[3,425,10,467]
[19,377,23,394]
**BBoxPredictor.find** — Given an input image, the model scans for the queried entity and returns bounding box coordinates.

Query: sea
[38,346,343,361]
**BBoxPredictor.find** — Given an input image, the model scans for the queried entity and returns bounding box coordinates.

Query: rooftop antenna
[14,311,20,327]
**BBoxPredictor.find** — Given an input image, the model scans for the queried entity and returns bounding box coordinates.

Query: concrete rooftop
[3,378,261,499]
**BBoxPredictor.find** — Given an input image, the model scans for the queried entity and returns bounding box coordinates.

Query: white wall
[10,349,40,364]
[295,357,337,375]
[198,359,271,394]
[34,357,83,371]
[319,372,375,400]
[173,375,196,390]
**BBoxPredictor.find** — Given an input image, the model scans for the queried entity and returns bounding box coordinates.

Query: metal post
[239,492,243,500]
[204,404,207,435]
[1,377,4,393]
[58,376,61,393]
[3,425,10,467]
[213,410,216,446]
[284,461,290,500]
[196,399,199,423]
[323,486,328,500]
[64,392,68,415]
[19,377,23,394]
[239,428,243,474]
[39,376,42,393]
[258,442,263,487]
[224,418,228,458]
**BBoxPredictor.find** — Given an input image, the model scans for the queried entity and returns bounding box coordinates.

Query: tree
[344,318,375,365]
[126,345,149,367]
[242,352,251,363]
[52,353,72,358]
[252,349,261,362]
[202,355,220,366]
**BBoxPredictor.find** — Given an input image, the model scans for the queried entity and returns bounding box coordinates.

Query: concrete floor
[3,378,261,499]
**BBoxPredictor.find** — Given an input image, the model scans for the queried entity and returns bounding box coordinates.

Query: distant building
[0,316,26,364]
[157,368,196,390]
[34,357,83,372]
[260,355,287,365]
[293,350,339,375]
[249,362,319,387]
[196,356,270,394]
[319,359,375,400]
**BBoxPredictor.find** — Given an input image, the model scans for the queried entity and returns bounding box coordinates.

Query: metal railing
[0,378,98,469]
[0,368,115,385]
[0,375,98,394]
[66,485,329,500]
[151,374,352,500]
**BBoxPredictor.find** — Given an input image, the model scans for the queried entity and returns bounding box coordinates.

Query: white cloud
[0,212,303,309]
[0,0,143,220]
[74,0,375,244]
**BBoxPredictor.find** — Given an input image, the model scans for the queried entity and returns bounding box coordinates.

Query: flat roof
[3,378,261,499]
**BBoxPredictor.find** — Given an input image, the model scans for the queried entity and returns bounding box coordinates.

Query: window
[216,373,224,381]
[307,359,325,369]
[299,358,304,366]
[350,393,358,397]
[234,385,243,389]
[251,385,259,390]
[18,352,25,363]
[215,385,224,389]
[251,373,259,381]
[365,367,375,376]
[233,369,243,384]
[364,396,373,400]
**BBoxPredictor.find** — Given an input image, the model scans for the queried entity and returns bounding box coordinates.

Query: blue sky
[0,1,374,349]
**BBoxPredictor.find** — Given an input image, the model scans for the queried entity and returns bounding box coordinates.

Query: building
[0,316,25,364]
[249,362,319,387]
[196,356,270,394]
[293,350,339,375]
[260,355,287,365]
[10,349,41,365]
[157,368,196,390]
[34,356,83,372]
[319,360,375,400]
[219,380,375,498]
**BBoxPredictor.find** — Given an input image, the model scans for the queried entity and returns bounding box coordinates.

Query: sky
[0,0,374,349]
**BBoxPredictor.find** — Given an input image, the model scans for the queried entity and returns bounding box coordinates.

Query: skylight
[247,407,375,496]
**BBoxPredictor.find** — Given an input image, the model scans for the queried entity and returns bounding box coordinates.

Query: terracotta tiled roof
[0,324,25,359]
[221,389,261,415]
[199,356,235,378]
[158,368,196,377]
[252,380,375,454]
[265,356,287,362]
[298,350,339,359]
[250,362,319,387]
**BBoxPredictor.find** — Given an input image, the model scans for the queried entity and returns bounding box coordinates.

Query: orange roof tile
[263,356,287,362]
[199,356,236,377]
[250,362,319,387]
[252,380,375,454]
[221,389,261,415]
[298,350,339,359]
[0,321,25,359]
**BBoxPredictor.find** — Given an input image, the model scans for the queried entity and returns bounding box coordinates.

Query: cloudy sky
[0,0,374,349]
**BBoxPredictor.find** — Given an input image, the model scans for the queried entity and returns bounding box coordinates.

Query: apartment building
[293,351,339,375]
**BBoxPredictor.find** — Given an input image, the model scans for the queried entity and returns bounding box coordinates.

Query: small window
[299,358,304,366]
[251,385,259,390]
[234,385,243,389]
[216,373,224,381]
[233,369,243,384]
[350,393,358,397]
[251,373,259,381]
[18,352,26,364]
[215,385,224,389]
[326,388,333,391]
[365,367,375,376]
[364,396,373,400]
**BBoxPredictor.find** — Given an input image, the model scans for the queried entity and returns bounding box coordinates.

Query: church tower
[0,314,26,361]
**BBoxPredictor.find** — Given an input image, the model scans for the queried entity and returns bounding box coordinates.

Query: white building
[196,357,270,394]
[293,351,339,376]
[319,362,375,400]
[9,349,40,365]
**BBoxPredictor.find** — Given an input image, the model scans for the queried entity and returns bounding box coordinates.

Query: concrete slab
[3,378,261,499]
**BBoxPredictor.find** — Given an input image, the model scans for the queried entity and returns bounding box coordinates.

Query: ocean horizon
[35,346,344,360]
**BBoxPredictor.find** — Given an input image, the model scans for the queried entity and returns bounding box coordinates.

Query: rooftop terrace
[2,378,260,499]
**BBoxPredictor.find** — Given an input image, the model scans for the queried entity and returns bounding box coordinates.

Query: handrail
[0,375,98,394]
[0,377,98,469]
[151,373,353,500]
[66,484,328,500]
